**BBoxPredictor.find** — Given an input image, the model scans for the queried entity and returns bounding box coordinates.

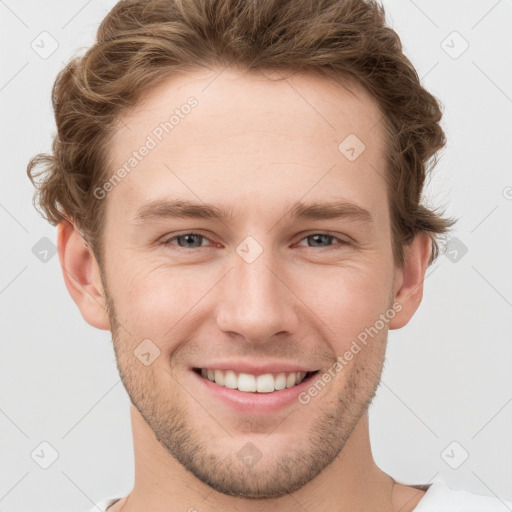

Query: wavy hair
[27,0,455,268]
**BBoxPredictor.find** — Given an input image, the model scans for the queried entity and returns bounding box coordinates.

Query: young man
[27,0,511,510]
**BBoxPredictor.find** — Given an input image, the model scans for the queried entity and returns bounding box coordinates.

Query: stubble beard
[103,282,388,499]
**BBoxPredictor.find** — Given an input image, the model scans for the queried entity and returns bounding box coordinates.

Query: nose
[215,243,299,344]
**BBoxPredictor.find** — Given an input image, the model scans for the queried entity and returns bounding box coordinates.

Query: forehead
[110,67,385,149]
[105,67,388,220]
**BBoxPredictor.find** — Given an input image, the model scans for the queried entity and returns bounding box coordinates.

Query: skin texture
[58,68,432,511]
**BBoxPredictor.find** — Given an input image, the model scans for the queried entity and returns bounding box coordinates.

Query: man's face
[100,68,400,498]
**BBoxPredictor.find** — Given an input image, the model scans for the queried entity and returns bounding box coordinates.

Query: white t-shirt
[88,479,512,511]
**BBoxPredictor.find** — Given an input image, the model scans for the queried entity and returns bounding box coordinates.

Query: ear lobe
[57,220,110,330]
[388,232,432,330]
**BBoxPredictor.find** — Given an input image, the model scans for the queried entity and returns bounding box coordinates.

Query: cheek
[106,245,394,354]
[297,262,393,346]
[107,257,219,339]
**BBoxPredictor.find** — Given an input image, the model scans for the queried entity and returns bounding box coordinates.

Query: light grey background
[1,1,511,510]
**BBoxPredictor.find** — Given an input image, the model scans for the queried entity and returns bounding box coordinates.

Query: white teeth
[256,374,275,393]
[286,373,297,388]
[274,373,287,390]
[214,369,224,386]
[199,369,310,392]
[224,370,238,389]
[238,373,257,392]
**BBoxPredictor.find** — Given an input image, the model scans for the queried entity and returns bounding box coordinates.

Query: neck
[114,406,400,512]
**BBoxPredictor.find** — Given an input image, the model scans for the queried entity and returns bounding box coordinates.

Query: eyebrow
[133,199,234,223]
[289,200,372,223]
[132,198,373,224]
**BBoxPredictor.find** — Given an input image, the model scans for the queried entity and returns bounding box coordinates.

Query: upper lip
[193,360,319,376]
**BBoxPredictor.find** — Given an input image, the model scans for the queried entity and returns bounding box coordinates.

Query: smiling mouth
[193,368,320,393]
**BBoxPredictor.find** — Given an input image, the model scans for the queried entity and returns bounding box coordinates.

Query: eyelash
[160,231,351,250]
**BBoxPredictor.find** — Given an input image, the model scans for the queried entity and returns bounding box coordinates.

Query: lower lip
[190,370,319,414]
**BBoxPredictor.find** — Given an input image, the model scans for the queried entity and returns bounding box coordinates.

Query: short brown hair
[27,0,455,268]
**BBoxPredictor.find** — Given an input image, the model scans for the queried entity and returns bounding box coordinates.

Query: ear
[389,232,432,330]
[57,219,110,330]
